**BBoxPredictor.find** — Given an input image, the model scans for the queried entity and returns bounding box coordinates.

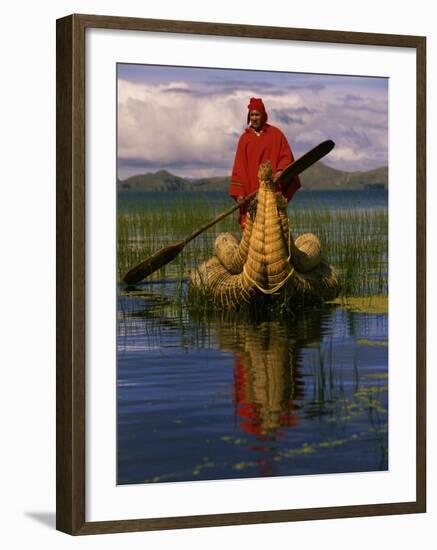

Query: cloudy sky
[117,63,388,180]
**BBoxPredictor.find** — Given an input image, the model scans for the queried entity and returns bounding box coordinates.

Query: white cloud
[117,75,388,177]
[118,79,245,168]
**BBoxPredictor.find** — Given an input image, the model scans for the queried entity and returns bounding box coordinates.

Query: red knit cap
[247,97,268,123]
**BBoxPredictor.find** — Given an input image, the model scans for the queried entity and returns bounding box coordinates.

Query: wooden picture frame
[56,13,426,535]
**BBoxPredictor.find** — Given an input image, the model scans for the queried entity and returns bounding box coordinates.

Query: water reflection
[216,310,329,440]
[117,285,388,484]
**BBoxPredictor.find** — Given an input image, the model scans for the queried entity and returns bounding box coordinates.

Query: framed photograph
[56,14,426,535]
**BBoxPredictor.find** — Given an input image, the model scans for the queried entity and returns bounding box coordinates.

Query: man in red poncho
[229,97,301,228]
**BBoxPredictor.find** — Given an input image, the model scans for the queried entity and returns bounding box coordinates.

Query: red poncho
[229,124,301,208]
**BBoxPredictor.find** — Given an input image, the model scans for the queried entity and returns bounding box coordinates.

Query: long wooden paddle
[122,140,335,284]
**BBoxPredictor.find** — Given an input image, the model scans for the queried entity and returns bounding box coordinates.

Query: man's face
[249,110,264,131]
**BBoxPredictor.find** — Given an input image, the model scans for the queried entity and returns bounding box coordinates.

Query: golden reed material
[190,161,340,308]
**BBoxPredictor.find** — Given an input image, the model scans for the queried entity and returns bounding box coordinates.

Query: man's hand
[274,170,283,182]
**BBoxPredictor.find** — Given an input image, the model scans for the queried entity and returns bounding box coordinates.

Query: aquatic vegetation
[117,192,388,301]
[287,206,388,297]
[328,295,388,314]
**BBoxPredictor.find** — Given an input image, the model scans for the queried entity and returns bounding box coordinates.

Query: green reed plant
[288,206,387,297]
[117,192,388,300]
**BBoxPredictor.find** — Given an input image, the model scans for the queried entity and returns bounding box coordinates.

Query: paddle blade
[123,241,185,284]
[277,139,335,190]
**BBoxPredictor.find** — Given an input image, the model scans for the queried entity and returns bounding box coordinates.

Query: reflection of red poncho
[229,124,301,201]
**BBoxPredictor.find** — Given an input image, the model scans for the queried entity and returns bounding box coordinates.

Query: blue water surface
[117,190,388,485]
[117,284,388,485]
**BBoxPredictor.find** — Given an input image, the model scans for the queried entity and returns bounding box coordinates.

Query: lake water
[117,190,388,485]
[118,188,388,213]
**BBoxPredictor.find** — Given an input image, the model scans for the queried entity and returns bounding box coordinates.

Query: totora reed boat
[189,161,340,309]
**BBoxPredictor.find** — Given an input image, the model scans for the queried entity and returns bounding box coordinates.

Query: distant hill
[299,163,388,190]
[117,170,186,191]
[117,163,388,192]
